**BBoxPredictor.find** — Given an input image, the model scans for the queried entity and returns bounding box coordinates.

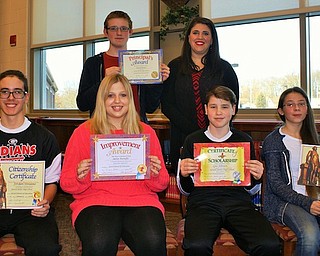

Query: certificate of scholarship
[193,142,251,186]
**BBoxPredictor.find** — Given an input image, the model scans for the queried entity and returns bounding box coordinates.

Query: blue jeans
[283,203,320,256]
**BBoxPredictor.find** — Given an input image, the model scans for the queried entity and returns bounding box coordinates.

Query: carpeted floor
[52,191,80,256]
[52,190,181,256]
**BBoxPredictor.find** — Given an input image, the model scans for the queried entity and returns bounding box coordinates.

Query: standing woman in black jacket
[161,17,239,173]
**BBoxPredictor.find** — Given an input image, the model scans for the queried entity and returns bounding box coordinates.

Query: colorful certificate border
[0,160,45,209]
[193,142,251,186]
[90,134,150,181]
[118,49,163,84]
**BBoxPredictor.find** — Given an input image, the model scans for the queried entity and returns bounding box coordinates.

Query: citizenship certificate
[0,161,45,209]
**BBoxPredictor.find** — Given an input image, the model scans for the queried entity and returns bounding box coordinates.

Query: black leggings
[75,206,167,256]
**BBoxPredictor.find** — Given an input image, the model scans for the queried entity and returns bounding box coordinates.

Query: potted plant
[160,4,199,41]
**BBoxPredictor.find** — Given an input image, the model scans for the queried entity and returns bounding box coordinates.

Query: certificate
[90,134,150,181]
[193,142,251,186]
[298,144,320,186]
[0,161,45,209]
[119,49,163,84]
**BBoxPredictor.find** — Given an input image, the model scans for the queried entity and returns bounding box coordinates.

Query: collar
[0,117,31,133]
[204,127,233,142]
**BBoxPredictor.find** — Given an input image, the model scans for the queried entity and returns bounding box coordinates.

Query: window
[32,0,149,43]
[309,15,320,108]
[32,36,150,110]
[210,0,298,18]
[217,18,300,109]
[33,45,83,110]
[32,0,83,44]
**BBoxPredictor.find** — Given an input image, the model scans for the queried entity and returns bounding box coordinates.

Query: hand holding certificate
[119,49,163,84]
[193,142,251,186]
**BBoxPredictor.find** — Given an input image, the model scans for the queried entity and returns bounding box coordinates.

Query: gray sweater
[262,128,314,224]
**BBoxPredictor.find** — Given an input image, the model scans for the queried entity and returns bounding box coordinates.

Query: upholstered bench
[271,223,297,256]
[0,234,24,256]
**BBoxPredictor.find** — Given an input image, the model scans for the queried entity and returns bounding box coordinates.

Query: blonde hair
[90,74,142,134]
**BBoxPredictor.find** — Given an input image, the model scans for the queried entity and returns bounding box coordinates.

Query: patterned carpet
[52,190,181,256]
[52,191,81,256]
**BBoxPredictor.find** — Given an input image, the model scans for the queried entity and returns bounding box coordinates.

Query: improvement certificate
[193,142,251,186]
[0,161,45,209]
[119,49,163,84]
[91,134,150,181]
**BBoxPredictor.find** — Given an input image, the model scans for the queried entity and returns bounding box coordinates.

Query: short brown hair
[205,86,237,106]
[0,70,28,92]
[104,10,133,30]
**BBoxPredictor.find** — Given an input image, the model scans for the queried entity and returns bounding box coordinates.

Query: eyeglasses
[0,89,27,99]
[106,26,130,32]
[283,102,307,108]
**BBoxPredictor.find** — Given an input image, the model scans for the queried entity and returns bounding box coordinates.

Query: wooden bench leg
[282,240,296,256]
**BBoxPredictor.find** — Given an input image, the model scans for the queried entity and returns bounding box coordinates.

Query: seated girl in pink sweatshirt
[60,74,169,256]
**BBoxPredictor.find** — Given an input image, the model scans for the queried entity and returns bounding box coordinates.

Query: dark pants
[0,209,61,256]
[183,198,281,256]
[75,206,167,256]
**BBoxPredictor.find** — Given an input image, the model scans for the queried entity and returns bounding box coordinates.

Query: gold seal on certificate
[90,134,150,181]
[193,142,251,187]
[151,71,158,78]
[0,161,45,209]
[118,49,163,84]
[137,164,147,174]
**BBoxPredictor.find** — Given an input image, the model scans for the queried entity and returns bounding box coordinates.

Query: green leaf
[160,5,199,41]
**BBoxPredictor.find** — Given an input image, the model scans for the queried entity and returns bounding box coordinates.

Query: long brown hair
[90,74,142,134]
[277,87,319,144]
